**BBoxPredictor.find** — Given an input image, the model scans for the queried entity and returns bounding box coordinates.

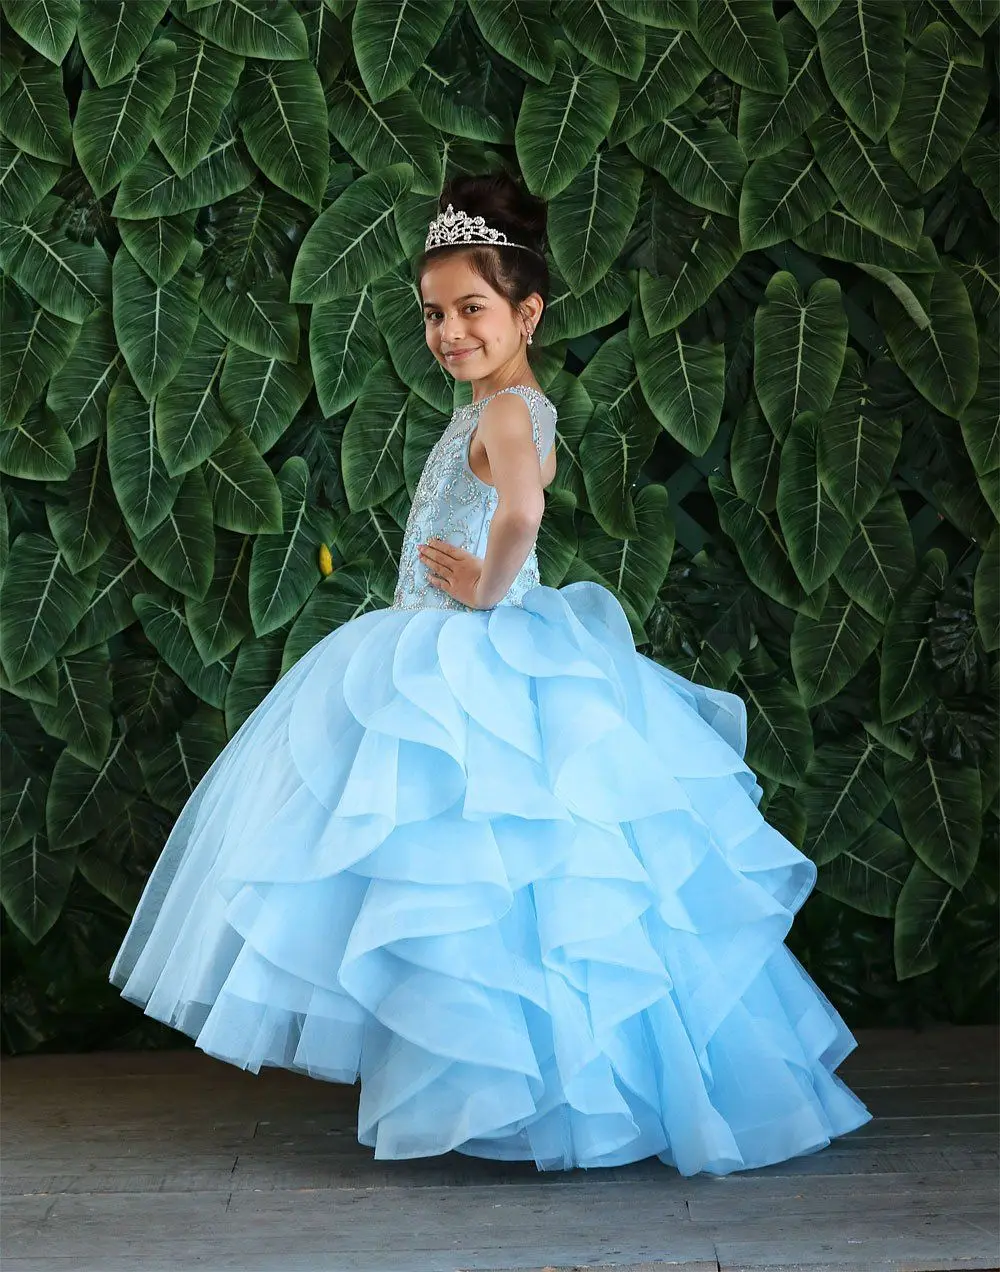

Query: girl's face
[420,254,539,383]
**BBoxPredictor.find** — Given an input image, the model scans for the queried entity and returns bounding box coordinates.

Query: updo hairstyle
[415,171,550,344]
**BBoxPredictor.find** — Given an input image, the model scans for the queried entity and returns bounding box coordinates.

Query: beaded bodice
[391,384,558,612]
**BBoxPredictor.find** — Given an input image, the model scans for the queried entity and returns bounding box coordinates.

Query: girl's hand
[418,539,489,609]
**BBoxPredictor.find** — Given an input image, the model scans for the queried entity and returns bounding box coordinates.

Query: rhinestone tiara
[425,203,537,254]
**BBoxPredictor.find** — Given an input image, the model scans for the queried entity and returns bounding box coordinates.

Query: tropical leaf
[607,25,709,148]
[627,104,747,217]
[542,268,634,345]
[175,0,309,60]
[0,829,76,943]
[635,200,743,336]
[0,534,96,684]
[730,393,780,511]
[834,489,915,622]
[224,627,286,735]
[695,0,787,93]
[0,51,73,163]
[248,457,322,636]
[962,130,999,220]
[515,40,619,200]
[777,412,853,593]
[72,38,176,199]
[816,0,905,141]
[131,592,231,708]
[2,281,80,431]
[76,0,172,89]
[234,56,328,207]
[794,209,939,273]
[737,11,828,160]
[888,750,981,888]
[975,528,999,653]
[735,640,815,783]
[465,0,555,83]
[203,427,283,534]
[289,164,410,305]
[0,195,110,322]
[184,528,253,663]
[282,561,393,671]
[818,351,902,522]
[893,857,954,978]
[548,150,643,295]
[220,343,314,455]
[116,210,197,286]
[30,645,113,768]
[790,579,883,705]
[45,434,120,573]
[880,549,947,723]
[152,316,232,476]
[45,306,124,448]
[887,22,989,193]
[2,0,80,64]
[139,703,227,815]
[45,731,142,851]
[0,132,63,222]
[816,822,910,917]
[575,482,673,620]
[132,466,215,599]
[326,77,442,197]
[556,0,645,80]
[340,360,408,511]
[629,301,724,455]
[112,241,203,399]
[152,25,243,176]
[801,732,891,865]
[351,0,454,103]
[739,134,836,250]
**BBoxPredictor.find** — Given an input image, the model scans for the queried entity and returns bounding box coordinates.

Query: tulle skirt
[109,581,872,1174]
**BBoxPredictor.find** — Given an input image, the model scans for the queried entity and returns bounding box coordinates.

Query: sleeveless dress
[109,382,872,1175]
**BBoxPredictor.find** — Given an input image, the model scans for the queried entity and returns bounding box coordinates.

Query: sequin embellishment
[391,385,557,613]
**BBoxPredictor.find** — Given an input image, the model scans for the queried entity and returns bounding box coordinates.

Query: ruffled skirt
[109,581,872,1173]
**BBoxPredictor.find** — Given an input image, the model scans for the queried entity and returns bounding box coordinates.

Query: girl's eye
[425,305,482,322]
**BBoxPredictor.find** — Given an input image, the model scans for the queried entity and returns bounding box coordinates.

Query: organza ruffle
[110,581,872,1174]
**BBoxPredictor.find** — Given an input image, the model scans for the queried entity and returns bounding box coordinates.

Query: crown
[425,203,535,253]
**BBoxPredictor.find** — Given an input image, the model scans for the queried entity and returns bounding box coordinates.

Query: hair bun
[440,171,547,254]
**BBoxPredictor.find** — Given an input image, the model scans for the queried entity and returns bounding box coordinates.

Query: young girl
[110,171,872,1175]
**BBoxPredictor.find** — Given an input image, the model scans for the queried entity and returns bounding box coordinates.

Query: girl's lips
[445,348,478,360]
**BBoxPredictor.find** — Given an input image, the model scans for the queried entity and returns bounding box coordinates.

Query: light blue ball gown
[109,383,873,1174]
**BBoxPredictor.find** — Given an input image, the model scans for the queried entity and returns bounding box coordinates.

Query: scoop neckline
[461,384,551,410]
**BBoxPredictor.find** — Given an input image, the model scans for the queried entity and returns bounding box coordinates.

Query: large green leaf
[777,412,852,593]
[133,466,215,599]
[808,113,923,249]
[636,203,742,336]
[152,26,243,177]
[737,11,828,160]
[575,482,673,621]
[45,306,124,448]
[465,0,555,83]
[816,822,910,917]
[224,627,286,735]
[818,351,902,521]
[959,330,999,513]
[0,51,72,163]
[0,402,74,480]
[816,0,905,141]
[77,0,172,89]
[730,392,780,511]
[1,710,50,852]
[234,57,328,207]
[2,281,79,431]
[739,134,836,250]
[139,703,227,814]
[220,343,314,455]
[203,427,283,534]
[340,360,408,511]
[542,268,634,345]
[607,26,708,148]
[794,209,939,272]
[199,274,298,366]
[282,561,393,671]
[790,579,883,705]
[3,0,80,64]
[326,77,441,197]
[801,733,891,865]
[579,402,659,540]
[975,527,999,653]
[627,104,746,217]
[112,241,203,399]
[893,858,953,979]
[834,489,915,622]
[607,0,697,27]
[185,528,252,663]
[0,533,96,684]
[45,435,120,573]
[30,645,112,768]
[556,0,645,80]
[72,39,175,199]
[352,0,454,102]
[289,163,409,305]
[695,0,787,93]
[175,0,309,59]
[0,195,110,322]
[753,272,847,440]
[0,829,76,943]
[875,266,979,418]
[879,549,947,723]
[153,316,232,476]
[888,750,981,888]
[132,593,231,708]
[735,641,814,783]
[515,40,619,200]
[116,210,197,286]
[888,21,989,192]
[45,730,142,851]
[629,301,724,455]
[548,150,643,295]
[371,268,453,414]
[106,375,180,538]
[61,536,160,655]
[248,457,322,637]
[0,131,63,223]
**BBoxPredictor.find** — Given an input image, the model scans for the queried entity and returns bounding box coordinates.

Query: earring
[526,328,533,345]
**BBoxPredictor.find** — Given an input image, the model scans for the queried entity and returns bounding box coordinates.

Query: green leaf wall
[0,0,997,1052]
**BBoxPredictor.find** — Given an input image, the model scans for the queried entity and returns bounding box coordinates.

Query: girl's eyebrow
[422,293,489,308]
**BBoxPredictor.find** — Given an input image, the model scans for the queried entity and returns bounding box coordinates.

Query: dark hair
[415,171,550,342]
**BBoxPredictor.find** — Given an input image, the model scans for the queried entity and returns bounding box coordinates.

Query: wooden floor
[2,1025,997,1272]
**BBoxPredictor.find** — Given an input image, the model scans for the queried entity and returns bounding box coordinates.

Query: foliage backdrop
[0,0,997,1053]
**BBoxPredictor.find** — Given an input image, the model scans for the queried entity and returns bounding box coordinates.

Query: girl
[110,171,872,1175]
